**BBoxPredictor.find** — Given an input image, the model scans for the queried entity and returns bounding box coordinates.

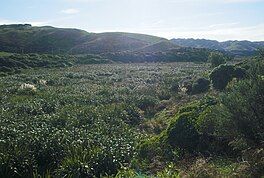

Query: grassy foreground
[0,59,263,177]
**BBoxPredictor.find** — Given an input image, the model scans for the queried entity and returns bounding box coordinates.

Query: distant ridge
[170,38,264,56]
[1,24,263,57]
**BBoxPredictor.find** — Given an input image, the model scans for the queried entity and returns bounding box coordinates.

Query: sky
[0,0,264,41]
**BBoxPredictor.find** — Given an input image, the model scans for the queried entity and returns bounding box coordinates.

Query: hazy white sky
[1,0,264,41]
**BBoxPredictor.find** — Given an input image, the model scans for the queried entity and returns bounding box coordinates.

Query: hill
[0,24,166,54]
[0,24,217,65]
[170,38,264,56]
[1,24,263,57]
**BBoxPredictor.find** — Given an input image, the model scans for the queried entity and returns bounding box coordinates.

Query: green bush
[164,98,218,153]
[167,111,200,151]
[210,65,235,90]
[180,80,193,95]
[210,65,248,91]
[191,78,210,94]
[221,77,264,147]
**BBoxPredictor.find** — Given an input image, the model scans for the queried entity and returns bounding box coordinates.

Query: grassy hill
[0,24,218,66]
[0,24,166,54]
[1,24,263,57]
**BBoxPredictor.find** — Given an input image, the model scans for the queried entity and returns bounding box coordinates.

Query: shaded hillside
[0,24,89,54]
[70,32,166,54]
[171,38,264,56]
[0,24,166,54]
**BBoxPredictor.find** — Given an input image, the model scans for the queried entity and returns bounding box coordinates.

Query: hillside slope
[0,24,166,54]
[0,24,225,64]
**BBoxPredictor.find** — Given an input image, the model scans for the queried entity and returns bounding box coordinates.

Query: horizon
[1,0,264,41]
[1,23,264,43]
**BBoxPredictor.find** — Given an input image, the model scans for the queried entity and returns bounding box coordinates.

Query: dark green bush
[137,136,163,160]
[167,111,200,151]
[191,78,210,94]
[210,65,235,90]
[181,80,193,95]
[166,98,217,152]
[202,60,264,153]
[221,77,264,147]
